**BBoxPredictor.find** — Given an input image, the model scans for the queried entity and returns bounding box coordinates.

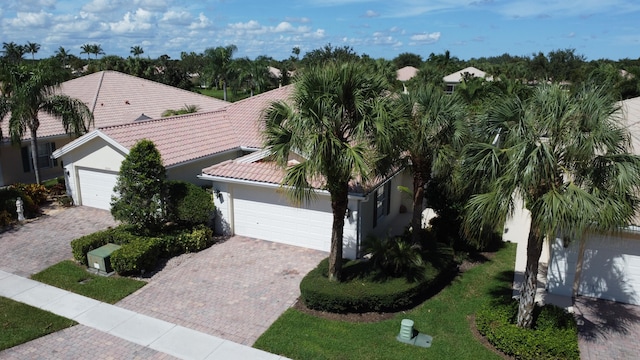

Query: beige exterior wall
[0,137,73,186]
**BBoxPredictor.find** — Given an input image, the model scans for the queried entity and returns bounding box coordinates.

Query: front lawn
[0,296,76,351]
[254,242,517,360]
[31,260,146,304]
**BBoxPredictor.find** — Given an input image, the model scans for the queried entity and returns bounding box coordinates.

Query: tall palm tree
[236,57,269,96]
[396,84,468,244]
[204,45,237,101]
[26,42,40,60]
[80,43,92,60]
[2,42,25,63]
[462,84,640,328]
[90,44,105,59]
[130,45,144,58]
[54,46,70,68]
[263,62,399,281]
[0,62,94,184]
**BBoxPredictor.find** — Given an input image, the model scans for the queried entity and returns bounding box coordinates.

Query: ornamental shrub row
[300,252,455,313]
[475,299,579,360]
[71,225,215,274]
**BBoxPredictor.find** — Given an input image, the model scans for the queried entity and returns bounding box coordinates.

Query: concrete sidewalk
[0,270,288,360]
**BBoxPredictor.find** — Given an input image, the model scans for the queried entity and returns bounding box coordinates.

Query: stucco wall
[0,137,72,186]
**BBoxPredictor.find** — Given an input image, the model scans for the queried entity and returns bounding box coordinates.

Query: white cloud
[4,11,51,28]
[410,32,441,44]
[108,8,154,34]
[188,12,211,30]
[82,0,121,13]
[364,10,379,18]
[161,10,192,25]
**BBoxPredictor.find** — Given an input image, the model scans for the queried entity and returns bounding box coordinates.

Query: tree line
[3,42,639,101]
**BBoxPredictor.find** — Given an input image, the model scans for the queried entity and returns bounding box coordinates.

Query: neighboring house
[0,70,229,186]
[53,84,412,258]
[442,66,492,94]
[396,66,419,93]
[199,150,411,259]
[505,96,640,306]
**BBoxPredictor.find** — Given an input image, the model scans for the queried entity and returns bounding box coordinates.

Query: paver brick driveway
[117,235,327,345]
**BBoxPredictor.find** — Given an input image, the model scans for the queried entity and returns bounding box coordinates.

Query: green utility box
[87,243,121,274]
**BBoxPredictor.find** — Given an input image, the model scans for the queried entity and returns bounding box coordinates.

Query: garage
[547,231,640,305]
[232,185,334,252]
[77,168,119,210]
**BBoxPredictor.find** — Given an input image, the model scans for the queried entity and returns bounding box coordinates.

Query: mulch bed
[292,251,512,358]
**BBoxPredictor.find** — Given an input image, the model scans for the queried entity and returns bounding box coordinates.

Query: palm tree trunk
[328,183,348,282]
[29,129,41,184]
[516,224,544,328]
[223,80,228,102]
[411,170,425,245]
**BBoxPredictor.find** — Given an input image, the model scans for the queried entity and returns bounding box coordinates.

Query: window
[21,142,58,172]
[373,182,391,227]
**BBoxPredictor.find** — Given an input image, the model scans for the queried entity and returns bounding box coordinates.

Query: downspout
[356,199,362,258]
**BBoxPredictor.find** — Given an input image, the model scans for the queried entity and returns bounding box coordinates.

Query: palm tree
[236,57,270,97]
[263,62,399,281]
[26,42,40,60]
[54,47,70,68]
[396,84,468,244]
[2,42,26,63]
[80,43,92,60]
[0,62,94,184]
[130,45,144,58]
[204,45,238,101]
[462,84,640,328]
[90,44,105,59]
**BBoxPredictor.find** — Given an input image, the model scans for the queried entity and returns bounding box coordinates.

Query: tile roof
[2,70,229,142]
[621,96,640,155]
[442,66,492,83]
[396,66,419,82]
[202,159,287,185]
[81,84,295,167]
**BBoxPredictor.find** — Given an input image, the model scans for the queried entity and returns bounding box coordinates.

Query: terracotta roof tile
[2,71,229,142]
[202,160,286,185]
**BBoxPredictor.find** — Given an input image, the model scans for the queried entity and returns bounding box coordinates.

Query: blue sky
[2,0,639,61]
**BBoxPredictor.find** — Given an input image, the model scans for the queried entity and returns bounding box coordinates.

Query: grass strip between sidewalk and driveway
[254,242,517,360]
[31,260,146,304]
[0,296,77,351]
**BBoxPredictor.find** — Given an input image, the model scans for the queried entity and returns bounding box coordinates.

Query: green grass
[194,88,251,102]
[31,260,146,304]
[0,296,76,351]
[254,242,517,360]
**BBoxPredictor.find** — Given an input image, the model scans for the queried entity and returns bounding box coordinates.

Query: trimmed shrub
[300,250,455,313]
[475,299,579,360]
[0,210,12,227]
[13,183,49,206]
[111,237,161,275]
[166,181,214,227]
[157,225,215,257]
[70,226,139,265]
[0,187,39,219]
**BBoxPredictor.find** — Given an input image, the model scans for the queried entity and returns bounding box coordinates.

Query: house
[0,71,229,186]
[442,66,492,94]
[396,66,419,93]
[199,151,411,259]
[505,96,640,306]
[53,83,412,258]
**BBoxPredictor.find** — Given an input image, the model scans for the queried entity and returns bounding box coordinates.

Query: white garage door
[233,185,333,252]
[77,168,119,210]
[577,233,640,305]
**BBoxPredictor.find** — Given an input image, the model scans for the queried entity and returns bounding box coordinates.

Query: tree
[396,84,467,244]
[0,61,94,184]
[462,84,640,328]
[236,57,270,96]
[80,43,92,60]
[263,61,399,281]
[111,139,167,232]
[393,52,423,69]
[2,42,25,63]
[203,45,238,101]
[90,44,105,59]
[54,47,70,68]
[25,42,40,60]
[130,45,144,58]
[301,43,360,66]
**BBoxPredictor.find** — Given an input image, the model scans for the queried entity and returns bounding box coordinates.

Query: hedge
[70,227,139,265]
[156,225,215,257]
[475,299,579,360]
[111,237,162,275]
[300,255,455,313]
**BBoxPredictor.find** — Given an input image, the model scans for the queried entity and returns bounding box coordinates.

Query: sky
[1,0,640,62]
